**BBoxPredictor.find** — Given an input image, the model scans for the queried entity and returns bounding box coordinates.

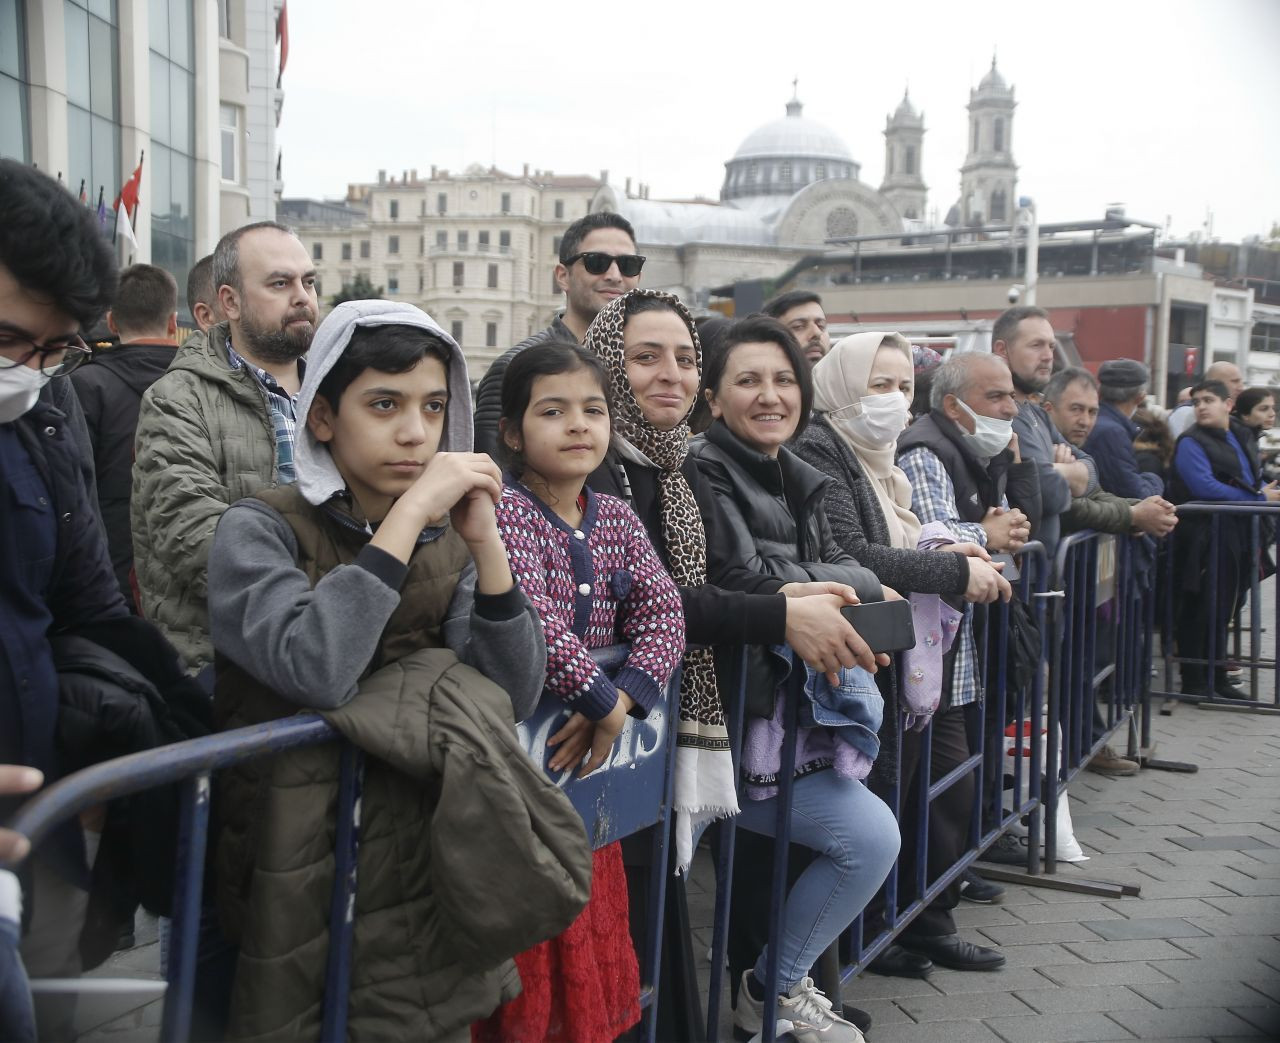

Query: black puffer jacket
[472,316,574,459]
[688,420,881,601]
[71,341,177,606]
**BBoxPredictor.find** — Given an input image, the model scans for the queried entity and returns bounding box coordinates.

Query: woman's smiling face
[706,340,803,457]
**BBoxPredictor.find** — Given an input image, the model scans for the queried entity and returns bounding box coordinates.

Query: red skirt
[474,841,640,1043]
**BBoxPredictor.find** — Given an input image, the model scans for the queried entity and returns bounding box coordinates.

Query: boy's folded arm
[442,563,548,722]
[208,502,402,708]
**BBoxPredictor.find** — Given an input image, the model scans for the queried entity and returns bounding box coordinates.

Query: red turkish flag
[115,156,144,221]
[276,1,289,83]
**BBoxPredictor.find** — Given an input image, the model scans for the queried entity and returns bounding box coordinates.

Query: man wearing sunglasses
[473,212,644,456]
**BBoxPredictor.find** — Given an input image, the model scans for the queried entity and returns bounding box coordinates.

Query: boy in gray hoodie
[207,299,544,716]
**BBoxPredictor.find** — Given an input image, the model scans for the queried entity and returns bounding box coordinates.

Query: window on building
[994,118,1005,152]
[388,274,399,294]
[487,264,498,289]
[486,322,498,347]
[746,163,757,184]
[1251,322,1280,354]
[341,242,351,260]
[780,162,792,182]
[886,151,894,176]
[217,0,231,38]
[815,163,826,180]
[389,199,399,220]
[478,231,490,251]
[905,208,918,220]
[990,188,1007,222]
[451,320,464,343]
[360,240,370,259]
[437,192,447,214]
[552,235,561,257]
[499,230,511,251]
[419,271,425,292]
[973,121,980,152]
[0,0,30,163]
[554,199,564,219]
[419,234,425,255]
[906,146,917,175]
[452,262,464,287]
[501,192,511,213]
[388,235,399,255]
[457,231,469,251]
[552,272,562,295]
[436,230,447,248]
[314,278,322,298]
[219,103,239,182]
[312,242,322,260]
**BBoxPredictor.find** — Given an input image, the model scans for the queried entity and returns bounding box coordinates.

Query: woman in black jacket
[688,315,900,1043]
[794,331,1012,974]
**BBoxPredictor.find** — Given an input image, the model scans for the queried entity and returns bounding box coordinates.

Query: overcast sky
[277,0,1279,242]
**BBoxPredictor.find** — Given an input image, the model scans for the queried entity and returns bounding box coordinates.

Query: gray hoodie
[207,300,545,718]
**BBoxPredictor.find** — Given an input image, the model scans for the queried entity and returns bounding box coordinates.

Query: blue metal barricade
[1155,502,1280,713]
[3,646,669,1043]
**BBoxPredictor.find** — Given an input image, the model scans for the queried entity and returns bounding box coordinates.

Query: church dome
[722,95,860,203]
[894,91,918,120]
[978,58,1007,91]
[732,98,853,163]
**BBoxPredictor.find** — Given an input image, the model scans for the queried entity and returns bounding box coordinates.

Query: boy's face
[308,355,449,522]
[1192,389,1232,430]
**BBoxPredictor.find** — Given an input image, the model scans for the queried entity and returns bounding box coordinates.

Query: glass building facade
[149,0,196,312]
[1,0,29,163]
[65,0,121,209]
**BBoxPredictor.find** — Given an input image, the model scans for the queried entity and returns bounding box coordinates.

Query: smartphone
[990,552,1020,583]
[840,599,917,654]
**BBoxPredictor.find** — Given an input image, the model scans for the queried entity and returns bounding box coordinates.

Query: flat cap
[1097,358,1149,387]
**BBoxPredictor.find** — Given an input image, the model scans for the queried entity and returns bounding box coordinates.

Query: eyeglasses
[0,333,93,377]
[562,251,646,278]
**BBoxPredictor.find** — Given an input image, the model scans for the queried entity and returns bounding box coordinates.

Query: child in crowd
[476,340,686,1043]
[206,301,591,1042]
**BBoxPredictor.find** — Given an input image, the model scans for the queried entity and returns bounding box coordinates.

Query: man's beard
[1012,370,1049,395]
[239,308,315,363]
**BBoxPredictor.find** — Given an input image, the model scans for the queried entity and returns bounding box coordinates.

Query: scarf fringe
[672,744,739,873]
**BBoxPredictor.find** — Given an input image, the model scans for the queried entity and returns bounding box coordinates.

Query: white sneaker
[776,977,865,1043]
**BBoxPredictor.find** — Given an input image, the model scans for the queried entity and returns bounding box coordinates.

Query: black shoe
[844,1004,872,1033]
[866,942,933,979]
[958,868,1005,904]
[899,933,1006,972]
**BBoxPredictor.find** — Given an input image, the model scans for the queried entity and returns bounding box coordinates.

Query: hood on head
[294,299,472,506]
[812,331,911,414]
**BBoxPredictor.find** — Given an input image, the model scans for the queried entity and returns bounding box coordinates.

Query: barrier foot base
[976,866,1141,899]
[1141,754,1198,773]
[1159,698,1176,716]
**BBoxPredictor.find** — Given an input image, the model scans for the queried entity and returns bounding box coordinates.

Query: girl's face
[706,340,802,457]
[865,345,914,400]
[508,366,611,487]
[1245,395,1277,430]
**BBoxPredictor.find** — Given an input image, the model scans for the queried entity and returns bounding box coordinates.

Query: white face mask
[0,364,51,423]
[955,398,1013,458]
[829,391,911,446]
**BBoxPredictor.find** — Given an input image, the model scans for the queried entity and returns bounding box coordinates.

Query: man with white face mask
[0,160,208,1040]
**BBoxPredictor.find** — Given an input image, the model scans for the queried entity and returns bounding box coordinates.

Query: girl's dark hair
[498,339,610,474]
[688,317,730,434]
[1232,386,1276,421]
[701,315,814,439]
[316,324,452,412]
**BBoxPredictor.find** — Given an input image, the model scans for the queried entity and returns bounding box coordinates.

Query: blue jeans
[737,770,899,992]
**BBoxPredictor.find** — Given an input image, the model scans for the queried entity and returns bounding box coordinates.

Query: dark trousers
[865,703,975,941]
[1176,552,1245,690]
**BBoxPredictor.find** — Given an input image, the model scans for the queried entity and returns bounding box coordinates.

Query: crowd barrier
[1153,502,1280,714]
[1,646,677,1043]
[5,518,1275,1041]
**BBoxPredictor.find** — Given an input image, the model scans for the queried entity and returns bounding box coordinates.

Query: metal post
[161,773,211,1043]
[321,745,365,1043]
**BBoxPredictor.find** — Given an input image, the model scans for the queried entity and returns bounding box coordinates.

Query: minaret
[880,88,927,222]
[959,55,1018,227]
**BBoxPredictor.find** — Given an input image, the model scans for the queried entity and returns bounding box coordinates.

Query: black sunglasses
[563,251,646,278]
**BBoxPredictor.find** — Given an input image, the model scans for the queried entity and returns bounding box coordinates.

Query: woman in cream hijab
[793,331,1011,970]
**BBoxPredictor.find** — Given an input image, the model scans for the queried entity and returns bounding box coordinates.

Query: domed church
[588,64,1016,308]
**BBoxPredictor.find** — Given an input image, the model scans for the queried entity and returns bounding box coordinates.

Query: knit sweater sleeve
[494,488,619,721]
[609,497,686,716]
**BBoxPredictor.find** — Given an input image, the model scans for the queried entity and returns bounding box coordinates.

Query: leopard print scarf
[583,288,738,870]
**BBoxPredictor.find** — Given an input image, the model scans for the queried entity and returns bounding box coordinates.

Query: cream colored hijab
[811,332,922,550]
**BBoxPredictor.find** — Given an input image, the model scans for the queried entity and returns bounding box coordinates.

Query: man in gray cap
[1083,358,1165,499]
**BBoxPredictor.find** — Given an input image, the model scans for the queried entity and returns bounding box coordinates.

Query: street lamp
[1015,196,1038,305]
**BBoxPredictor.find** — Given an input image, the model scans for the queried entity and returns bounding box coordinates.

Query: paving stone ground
[686,699,1280,1042]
